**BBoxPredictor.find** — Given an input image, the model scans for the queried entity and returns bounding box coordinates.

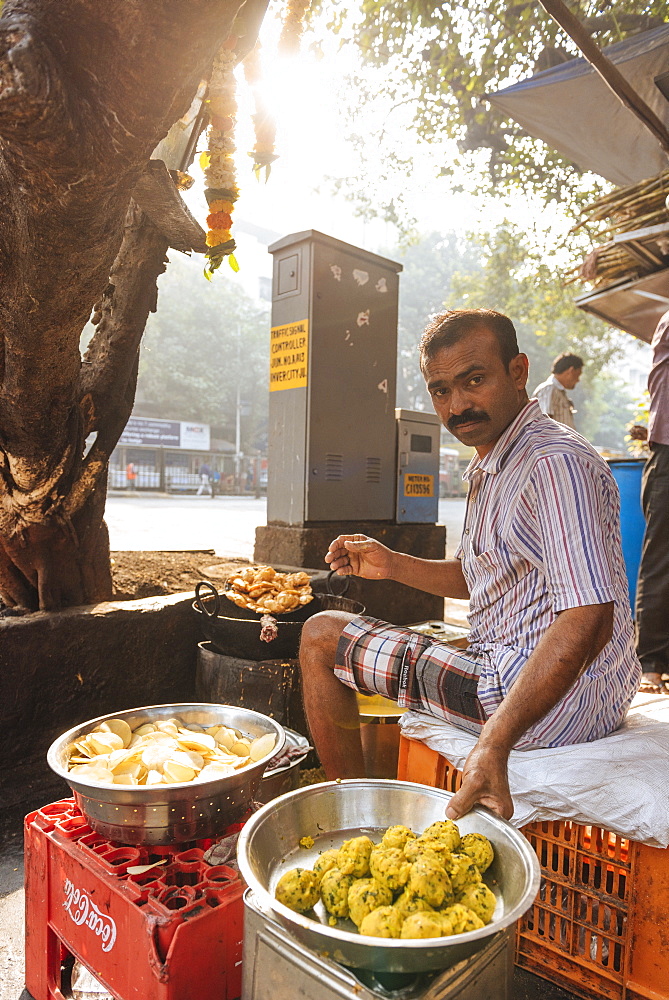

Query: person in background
[629,310,669,694]
[197,461,213,496]
[532,353,583,430]
[126,461,137,491]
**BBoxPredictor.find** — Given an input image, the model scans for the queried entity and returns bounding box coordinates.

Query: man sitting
[299,309,640,821]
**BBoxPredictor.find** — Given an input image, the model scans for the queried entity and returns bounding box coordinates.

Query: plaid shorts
[335,615,487,737]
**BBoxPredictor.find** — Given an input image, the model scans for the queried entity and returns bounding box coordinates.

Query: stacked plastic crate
[25,799,245,1000]
[398,735,669,1000]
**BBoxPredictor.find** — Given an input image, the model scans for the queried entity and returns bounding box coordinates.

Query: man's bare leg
[299,611,365,778]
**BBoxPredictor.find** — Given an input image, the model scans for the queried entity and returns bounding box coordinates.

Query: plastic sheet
[399,692,669,848]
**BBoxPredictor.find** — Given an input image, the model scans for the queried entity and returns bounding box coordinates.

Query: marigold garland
[203,40,240,278]
[199,2,312,278]
[278,0,312,56]
[243,43,278,182]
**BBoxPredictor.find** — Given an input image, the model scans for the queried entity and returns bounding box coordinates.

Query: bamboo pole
[538,0,669,155]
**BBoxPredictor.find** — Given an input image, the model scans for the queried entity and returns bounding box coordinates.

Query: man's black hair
[419,309,520,371]
[552,353,584,375]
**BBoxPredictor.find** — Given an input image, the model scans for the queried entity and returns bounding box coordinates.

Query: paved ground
[1,493,580,1000]
[104,493,467,561]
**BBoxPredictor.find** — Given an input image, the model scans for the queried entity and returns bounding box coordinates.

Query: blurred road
[105,494,467,560]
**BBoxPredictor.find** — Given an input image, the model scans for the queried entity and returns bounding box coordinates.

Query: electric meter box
[267,230,402,524]
[395,408,440,523]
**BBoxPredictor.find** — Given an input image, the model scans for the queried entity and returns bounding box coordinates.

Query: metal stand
[242,890,513,1000]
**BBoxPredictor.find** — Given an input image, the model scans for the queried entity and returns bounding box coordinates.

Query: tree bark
[0,0,268,609]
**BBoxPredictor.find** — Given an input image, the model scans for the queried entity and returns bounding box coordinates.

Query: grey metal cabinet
[268,230,402,525]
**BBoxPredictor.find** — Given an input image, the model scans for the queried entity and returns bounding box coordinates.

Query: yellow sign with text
[404,474,434,497]
[270,319,309,391]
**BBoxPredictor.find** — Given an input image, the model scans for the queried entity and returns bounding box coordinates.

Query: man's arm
[446,600,614,820]
[325,534,470,599]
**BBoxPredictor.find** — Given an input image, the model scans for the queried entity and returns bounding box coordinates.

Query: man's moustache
[448,411,490,431]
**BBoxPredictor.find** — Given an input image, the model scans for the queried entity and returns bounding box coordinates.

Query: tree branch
[133,160,207,253]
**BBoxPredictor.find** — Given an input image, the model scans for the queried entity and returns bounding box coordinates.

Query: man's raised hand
[324,534,394,580]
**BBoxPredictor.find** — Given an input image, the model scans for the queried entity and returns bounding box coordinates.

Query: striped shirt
[455,400,640,748]
[532,375,576,429]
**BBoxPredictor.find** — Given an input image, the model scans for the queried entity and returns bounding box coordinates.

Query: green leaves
[138,251,269,445]
[203,239,237,280]
[319,0,669,211]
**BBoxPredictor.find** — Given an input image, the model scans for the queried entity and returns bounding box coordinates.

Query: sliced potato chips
[66,716,276,787]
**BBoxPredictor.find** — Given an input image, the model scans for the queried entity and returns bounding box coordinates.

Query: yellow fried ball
[393,889,435,920]
[359,905,403,938]
[348,878,393,927]
[456,882,497,924]
[381,825,416,852]
[313,849,340,883]
[337,836,374,878]
[275,868,320,913]
[320,868,357,918]
[369,847,411,892]
[400,911,449,939]
[423,820,461,852]
[446,853,483,894]
[441,903,485,934]
[408,859,454,908]
[404,835,452,865]
[460,832,494,874]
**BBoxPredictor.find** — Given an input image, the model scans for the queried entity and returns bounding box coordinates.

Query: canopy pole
[538,0,669,155]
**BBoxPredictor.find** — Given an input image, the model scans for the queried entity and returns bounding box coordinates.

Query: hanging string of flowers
[243,44,278,183]
[200,2,312,278]
[202,39,239,279]
[278,0,312,56]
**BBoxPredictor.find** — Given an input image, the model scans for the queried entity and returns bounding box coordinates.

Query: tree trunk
[0,0,268,610]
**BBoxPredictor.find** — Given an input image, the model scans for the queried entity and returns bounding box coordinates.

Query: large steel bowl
[48,703,285,845]
[257,728,311,804]
[237,779,540,974]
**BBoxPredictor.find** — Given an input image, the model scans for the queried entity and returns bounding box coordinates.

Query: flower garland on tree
[203,38,239,278]
[278,0,311,56]
[201,3,312,278]
[243,44,278,183]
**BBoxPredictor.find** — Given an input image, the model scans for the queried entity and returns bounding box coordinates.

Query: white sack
[400,692,669,848]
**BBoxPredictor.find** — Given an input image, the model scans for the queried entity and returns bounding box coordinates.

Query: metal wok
[193,572,365,660]
[237,779,540,974]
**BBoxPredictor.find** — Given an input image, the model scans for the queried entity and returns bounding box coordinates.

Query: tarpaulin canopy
[488,25,669,186]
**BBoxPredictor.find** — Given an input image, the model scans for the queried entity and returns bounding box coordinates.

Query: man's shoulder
[518,418,608,477]
[532,376,554,395]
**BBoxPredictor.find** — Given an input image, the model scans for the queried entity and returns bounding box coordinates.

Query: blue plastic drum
[607,459,646,610]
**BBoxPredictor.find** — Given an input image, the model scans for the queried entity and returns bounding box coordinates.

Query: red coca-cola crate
[25,799,245,1000]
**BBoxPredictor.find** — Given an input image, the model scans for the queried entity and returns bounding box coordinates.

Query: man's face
[559,366,582,390]
[422,327,529,456]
